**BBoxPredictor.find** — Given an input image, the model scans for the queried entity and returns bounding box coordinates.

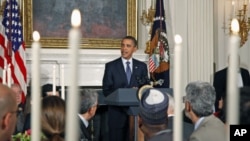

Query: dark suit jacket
[167,116,194,140]
[102,57,149,128]
[79,117,91,141]
[213,67,250,111]
[189,115,226,141]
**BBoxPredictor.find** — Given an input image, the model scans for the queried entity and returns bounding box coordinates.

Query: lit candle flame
[174,34,183,44]
[231,18,239,34]
[71,9,81,27]
[33,31,40,41]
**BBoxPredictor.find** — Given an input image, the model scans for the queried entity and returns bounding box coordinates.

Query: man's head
[184,81,216,122]
[138,88,169,139]
[42,84,60,97]
[0,84,18,140]
[79,89,98,120]
[11,83,22,105]
[139,88,169,125]
[120,36,138,60]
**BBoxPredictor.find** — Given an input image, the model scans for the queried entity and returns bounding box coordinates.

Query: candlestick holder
[229,4,250,47]
[140,6,155,54]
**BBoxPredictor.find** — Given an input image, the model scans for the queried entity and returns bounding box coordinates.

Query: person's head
[11,83,22,105]
[138,87,169,139]
[79,89,98,120]
[42,84,60,98]
[120,36,138,60]
[41,96,65,141]
[0,84,18,140]
[184,81,216,122]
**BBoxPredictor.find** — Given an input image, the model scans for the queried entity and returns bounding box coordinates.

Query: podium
[105,88,173,141]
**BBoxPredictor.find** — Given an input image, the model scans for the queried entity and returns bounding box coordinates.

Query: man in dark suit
[213,67,250,111]
[166,94,193,140]
[102,36,149,141]
[78,89,98,141]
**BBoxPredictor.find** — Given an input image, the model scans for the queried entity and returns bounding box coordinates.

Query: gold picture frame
[22,0,137,48]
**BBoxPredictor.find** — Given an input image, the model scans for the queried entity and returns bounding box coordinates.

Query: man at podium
[102,36,149,141]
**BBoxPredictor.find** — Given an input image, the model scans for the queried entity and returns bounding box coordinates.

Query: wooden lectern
[105,88,173,141]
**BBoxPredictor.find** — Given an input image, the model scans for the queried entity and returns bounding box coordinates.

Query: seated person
[0,84,18,141]
[138,86,172,141]
[11,83,25,134]
[41,96,66,141]
[167,94,193,140]
[42,83,60,97]
[78,89,98,141]
[184,81,226,141]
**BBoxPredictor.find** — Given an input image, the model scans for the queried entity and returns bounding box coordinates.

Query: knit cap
[139,88,169,125]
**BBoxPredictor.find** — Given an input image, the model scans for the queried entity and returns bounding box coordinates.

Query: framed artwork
[22,0,137,48]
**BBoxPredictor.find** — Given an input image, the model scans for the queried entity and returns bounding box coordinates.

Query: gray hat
[139,88,169,125]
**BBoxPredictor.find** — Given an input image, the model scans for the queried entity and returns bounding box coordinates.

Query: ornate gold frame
[22,0,137,48]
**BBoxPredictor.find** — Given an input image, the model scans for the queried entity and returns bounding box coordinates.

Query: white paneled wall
[187,0,214,82]
[26,49,147,86]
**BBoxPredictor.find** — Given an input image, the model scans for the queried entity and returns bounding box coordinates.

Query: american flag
[0,0,27,103]
[149,54,159,73]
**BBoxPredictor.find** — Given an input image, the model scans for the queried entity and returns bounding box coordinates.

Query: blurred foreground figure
[0,84,18,141]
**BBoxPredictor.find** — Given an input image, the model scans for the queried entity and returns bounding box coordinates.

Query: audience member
[216,86,250,124]
[11,83,25,134]
[22,89,31,132]
[42,83,60,97]
[166,94,193,140]
[23,84,61,132]
[78,89,98,141]
[41,96,66,141]
[102,36,149,141]
[184,81,226,141]
[138,87,172,141]
[239,86,250,124]
[0,84,18,141]
[213,56,250,111]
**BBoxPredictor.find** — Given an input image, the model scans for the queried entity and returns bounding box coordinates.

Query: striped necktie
[126,61,131,83]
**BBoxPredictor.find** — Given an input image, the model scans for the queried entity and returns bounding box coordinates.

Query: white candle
[52,65,56,95]
[31,31,41,141]
[61,64,65,100]
[173,35,183,141]
[142,0,144,10]
[2,66,6,85]
[232,1,235,18]
[66,9,81,141]
[7,64,11,87]
[227,19,240,126]
[152,0,155,9]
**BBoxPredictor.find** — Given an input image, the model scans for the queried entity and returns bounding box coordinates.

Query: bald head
[0,84,17,140]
